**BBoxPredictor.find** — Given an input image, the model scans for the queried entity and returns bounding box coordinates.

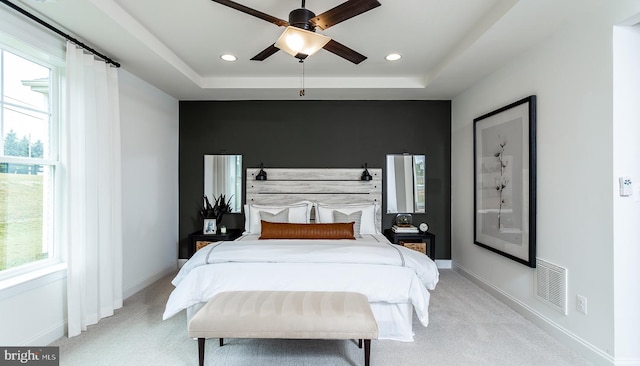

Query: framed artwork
[473,95,536,268]
[203,219,217,235]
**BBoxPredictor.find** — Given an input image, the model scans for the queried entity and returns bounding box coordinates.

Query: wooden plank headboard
[246,168,382,231]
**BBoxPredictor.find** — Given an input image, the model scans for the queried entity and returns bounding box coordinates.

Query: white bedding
[163,234,439,341]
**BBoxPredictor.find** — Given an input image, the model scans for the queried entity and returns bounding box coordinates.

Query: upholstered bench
[188,291,378,366]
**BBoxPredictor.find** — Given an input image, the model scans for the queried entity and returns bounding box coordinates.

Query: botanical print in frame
[473,96,536,267]
[203,219,217,235]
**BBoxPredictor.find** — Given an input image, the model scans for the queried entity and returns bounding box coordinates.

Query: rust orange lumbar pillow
[259,221,355,240]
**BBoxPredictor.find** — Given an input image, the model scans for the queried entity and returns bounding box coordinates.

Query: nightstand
[383,229,436,260]
[187,229,242,258]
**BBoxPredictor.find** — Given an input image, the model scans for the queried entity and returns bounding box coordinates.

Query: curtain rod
[0,0,121,68]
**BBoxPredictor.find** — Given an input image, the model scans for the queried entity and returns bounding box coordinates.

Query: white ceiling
[10,0,593,100]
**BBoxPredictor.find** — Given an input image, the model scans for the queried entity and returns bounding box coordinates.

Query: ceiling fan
[210,0,381,64]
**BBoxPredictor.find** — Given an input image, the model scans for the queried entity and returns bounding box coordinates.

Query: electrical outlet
[576,294,587,315]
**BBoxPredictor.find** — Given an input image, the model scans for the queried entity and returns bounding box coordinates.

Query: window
[0,42,61,279]
[413,155,426,213]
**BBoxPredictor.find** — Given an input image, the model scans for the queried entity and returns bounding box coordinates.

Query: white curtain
[65,41,123,337]
[211,156,227,197]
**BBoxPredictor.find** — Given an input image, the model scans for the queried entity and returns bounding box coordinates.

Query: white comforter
[163,236,439,327]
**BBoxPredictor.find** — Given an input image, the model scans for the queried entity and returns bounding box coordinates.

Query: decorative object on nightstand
[392,213,418,233]
[200,194,233,234]
[203,219,217,235]
[419,222,429,233]
[394,213,412,226]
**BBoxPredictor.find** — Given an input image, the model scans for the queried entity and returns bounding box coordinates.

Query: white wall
[0,271,67,346]
[612,23,640,362]
[0,67,178,346]
[119,69,179,297]
[451,1,640,365]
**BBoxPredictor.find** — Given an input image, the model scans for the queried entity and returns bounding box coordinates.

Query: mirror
[204,155,242,213]
[386,154,426,213]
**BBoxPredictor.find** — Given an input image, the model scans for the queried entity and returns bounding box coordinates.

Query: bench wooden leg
[219,338,224,347]
[358,339,362,349]
[364,339,371,366]
[198,338,205,366]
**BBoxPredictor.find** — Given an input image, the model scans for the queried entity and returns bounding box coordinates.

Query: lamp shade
[361,163,373,181]
[274,26,331,59]
[255,163,267,181]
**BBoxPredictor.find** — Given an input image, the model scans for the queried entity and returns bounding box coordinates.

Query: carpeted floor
[50,269,591,366]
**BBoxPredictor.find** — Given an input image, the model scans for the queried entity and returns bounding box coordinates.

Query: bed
[163,168,439,342]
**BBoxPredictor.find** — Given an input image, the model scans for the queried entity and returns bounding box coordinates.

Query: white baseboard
[123,264,176,300]
[30,320,66,346]
[452,262,621,366]
[614,358,640,366]
[435,259,452,269]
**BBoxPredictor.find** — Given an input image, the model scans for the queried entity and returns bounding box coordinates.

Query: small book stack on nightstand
[391,225,418,233]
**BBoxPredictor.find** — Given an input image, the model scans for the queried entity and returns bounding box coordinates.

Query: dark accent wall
[179,100,451,259]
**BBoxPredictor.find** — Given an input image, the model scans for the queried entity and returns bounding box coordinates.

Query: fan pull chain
[299,60,305,97]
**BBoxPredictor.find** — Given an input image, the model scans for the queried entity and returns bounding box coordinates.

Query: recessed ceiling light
[220,54,237,62]
[385,53,402,61]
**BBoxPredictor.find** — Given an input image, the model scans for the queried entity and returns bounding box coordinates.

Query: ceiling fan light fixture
[275,26,331,59]
[385,53,402,61]
[220,54,237,62]
[285,33,304,52]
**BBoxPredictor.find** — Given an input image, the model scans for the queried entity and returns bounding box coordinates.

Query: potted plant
[200,194,233,224]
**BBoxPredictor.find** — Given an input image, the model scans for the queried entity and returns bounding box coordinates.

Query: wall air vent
[534,258,567,315]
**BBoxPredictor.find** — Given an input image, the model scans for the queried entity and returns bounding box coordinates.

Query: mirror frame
[204,154,243,213]
[386,154,426,214]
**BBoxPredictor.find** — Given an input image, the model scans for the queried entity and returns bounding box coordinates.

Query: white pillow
[244,204,251,233]
[244,201,313,234]
[259,208,289,223]
[316,202,379,235]
[333,210,362,238]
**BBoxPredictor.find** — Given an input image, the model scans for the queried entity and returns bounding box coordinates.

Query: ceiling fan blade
[310,0,381,30]
[250,44,280,61]
[211,0,288,27]
[323,39,366,64]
